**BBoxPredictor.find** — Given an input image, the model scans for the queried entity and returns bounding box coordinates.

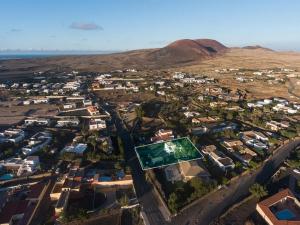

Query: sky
[1,0,300,52]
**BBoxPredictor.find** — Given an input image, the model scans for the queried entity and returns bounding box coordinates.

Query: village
[0,66,299,225]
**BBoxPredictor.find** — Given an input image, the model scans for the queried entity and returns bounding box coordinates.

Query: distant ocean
[0,51,119,61]
[0,54,53,60]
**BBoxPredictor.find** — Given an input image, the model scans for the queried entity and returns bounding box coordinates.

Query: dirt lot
[181,48,300,72]
[213,195,259,225]
[95,90,163,103]
[0,101,58,125]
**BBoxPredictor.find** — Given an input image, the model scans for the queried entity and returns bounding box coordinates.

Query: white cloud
[70,22,103,31]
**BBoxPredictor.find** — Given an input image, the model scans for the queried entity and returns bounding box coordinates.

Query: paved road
[99,98,300,225]
[0,172,54,188]
[104,105,168,225]
[171,139,300,225]
[30,176,57,225]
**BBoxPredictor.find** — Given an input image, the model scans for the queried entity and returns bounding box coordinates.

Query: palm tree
[89,137,97,152]
[249,183,268,199]
[135,106,144,120]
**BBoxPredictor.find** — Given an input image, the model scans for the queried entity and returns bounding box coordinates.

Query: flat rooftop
[135,137,203,170]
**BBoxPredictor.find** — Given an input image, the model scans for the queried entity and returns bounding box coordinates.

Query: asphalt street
[101,99,300,225]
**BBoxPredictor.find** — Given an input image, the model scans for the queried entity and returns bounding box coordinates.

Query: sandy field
[0,102,58,125]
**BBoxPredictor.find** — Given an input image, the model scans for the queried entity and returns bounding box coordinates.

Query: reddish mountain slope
[147,39,228,65]
[0,39,228,76]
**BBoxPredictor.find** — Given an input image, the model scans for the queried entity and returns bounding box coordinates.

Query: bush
[168,192,179,214]
[118,194,129,206]
[280,129,297,139]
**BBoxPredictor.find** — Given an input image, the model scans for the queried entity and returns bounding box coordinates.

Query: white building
[202,145,235,171]
[63,103,76,110]
[22,132,52,156]
[62,143,88,156]
[32,98,49,104]
[17,156,40,176]
[24,118,50,126]
[23,100,32,105]
[56,117,80,127]
[0,129,25,144]
[83,99,92,107]
[0,156,40,177]
[89,118,106,131]
[239,131,269,150]
[63,81,81,91]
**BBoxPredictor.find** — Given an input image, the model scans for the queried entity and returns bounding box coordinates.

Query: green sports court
[135,137,203,170]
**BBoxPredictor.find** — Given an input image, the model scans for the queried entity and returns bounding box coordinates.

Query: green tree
[60,152,76,161]
[280,129,297,139]
[119,194,129,206]
[168,192,179,214]
[235,161,243,172]
[77,208,89,221]
[221,177,229,185]
[4,148,13,157]
[89,137,97,152]
[226,112,233,120]
[60,211,71,223]
[117,136,125,158]
[189,177,208,197]
[135,106,144,120]
[249,183,268,199]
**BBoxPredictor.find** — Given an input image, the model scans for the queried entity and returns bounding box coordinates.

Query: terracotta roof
[259,189,294,208]
[180,160,209,178]
[87,106,98,112]
[257,189,300,225]
[151,134,173,142]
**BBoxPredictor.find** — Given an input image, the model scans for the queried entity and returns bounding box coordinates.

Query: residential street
[171,139,300,225]
[104,101,300,225]
[105,105,168,225]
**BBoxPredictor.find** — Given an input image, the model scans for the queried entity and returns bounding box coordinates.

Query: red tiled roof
[257,189,300,225]
[258,189,294,208]
[87,106,97,112]
[151,132,174,142]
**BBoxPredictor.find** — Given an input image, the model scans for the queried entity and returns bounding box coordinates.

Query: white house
[32,98,48,104]
[62,143,88,156]
[0,129,25,144]
[89,118,106,131]
[56,117,80,127]
[202,145,235,171]
[17,156,40,176]
[24,118,50,126]
[22,132,52,156]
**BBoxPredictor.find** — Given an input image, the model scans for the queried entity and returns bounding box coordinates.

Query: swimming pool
[0,173,14,181]
[276,209,295,220]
